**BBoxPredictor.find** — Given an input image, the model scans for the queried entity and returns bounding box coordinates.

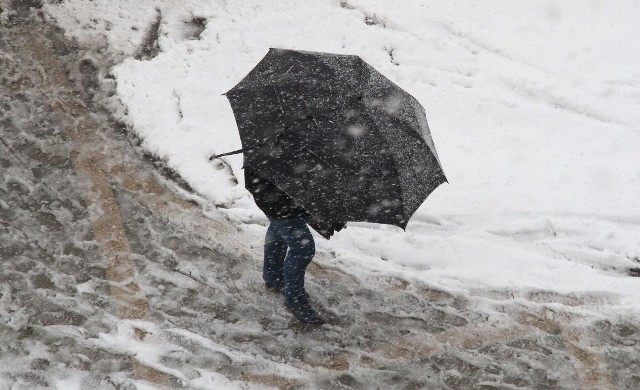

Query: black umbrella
[213,48,447,238]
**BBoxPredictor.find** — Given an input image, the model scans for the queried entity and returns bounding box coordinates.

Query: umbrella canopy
[225,48,447,236]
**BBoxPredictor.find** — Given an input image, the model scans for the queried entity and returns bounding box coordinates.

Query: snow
[89,320,257,390]
[43,0,640,360]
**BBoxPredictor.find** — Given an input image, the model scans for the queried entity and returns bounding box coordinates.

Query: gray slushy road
[1,5,638,389]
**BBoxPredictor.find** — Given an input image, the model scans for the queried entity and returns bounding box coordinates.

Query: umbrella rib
[362,109,408,226]
[278,62,299,81]
[305,148,356,175]
[272,86,288,126]
[389,154,408,226]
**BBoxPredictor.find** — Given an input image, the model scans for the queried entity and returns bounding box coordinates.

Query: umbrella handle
[208,117,309,161]
[209,140,269,160]
[208,148,245,160]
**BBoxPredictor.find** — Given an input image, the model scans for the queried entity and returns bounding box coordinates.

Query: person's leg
[271,218,323,325]
[273,217,315,305]
[263,220,287,289]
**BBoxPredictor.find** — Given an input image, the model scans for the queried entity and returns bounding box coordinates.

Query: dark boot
[265,282,309,300]
[284,299,325,325]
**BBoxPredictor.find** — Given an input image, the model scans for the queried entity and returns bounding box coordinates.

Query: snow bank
[44,0,640,315]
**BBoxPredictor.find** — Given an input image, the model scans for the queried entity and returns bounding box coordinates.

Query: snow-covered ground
[43,0,640,315]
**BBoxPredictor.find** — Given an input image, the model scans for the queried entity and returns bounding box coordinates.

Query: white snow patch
[90,320,260,389]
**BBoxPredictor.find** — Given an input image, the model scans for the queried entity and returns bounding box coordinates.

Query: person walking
[216,48,446,326]
[245,166,325,325]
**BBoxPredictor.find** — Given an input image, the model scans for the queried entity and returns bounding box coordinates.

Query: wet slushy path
[1,7,639,390]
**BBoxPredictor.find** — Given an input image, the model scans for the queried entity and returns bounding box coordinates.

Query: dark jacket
[244,168,309,220]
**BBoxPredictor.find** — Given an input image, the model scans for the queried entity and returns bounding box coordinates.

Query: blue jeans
[263,217,315,304]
